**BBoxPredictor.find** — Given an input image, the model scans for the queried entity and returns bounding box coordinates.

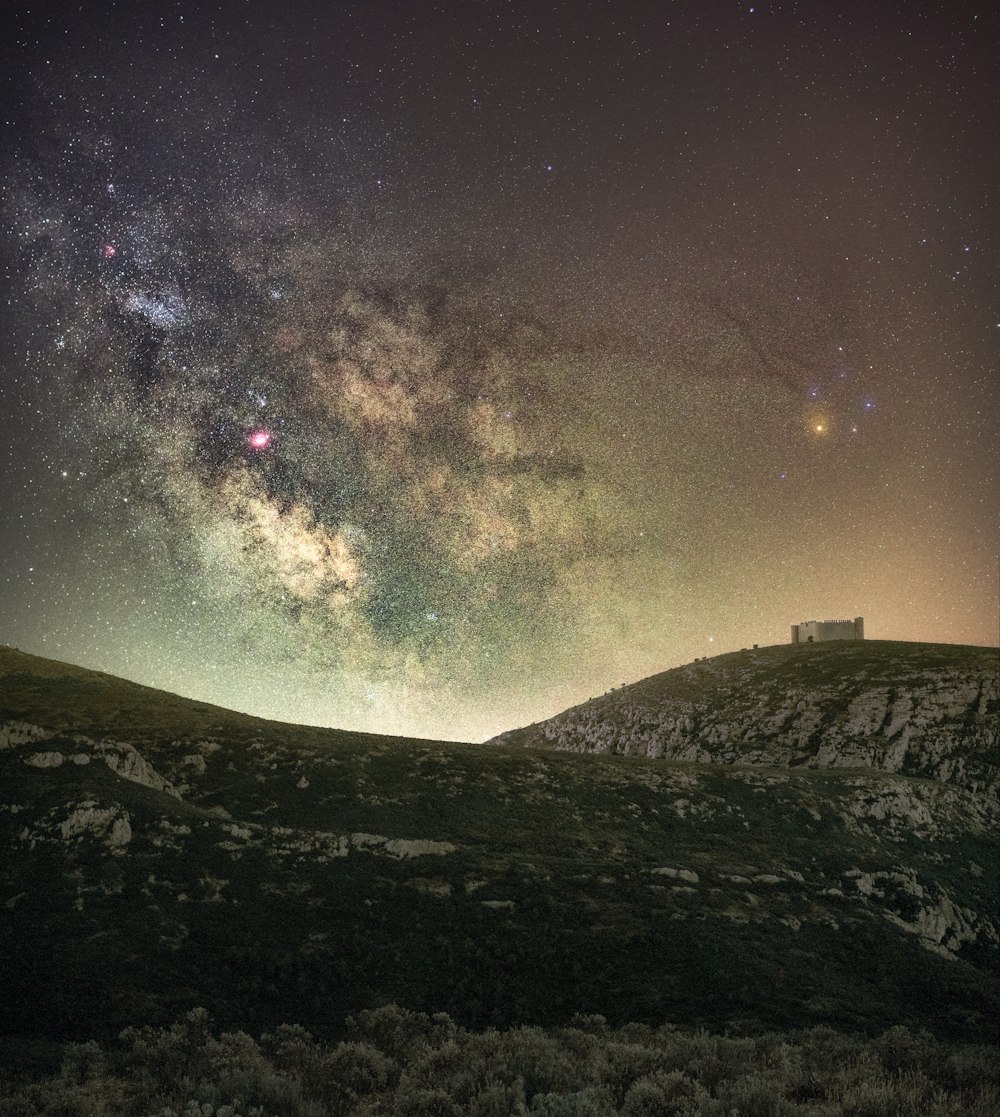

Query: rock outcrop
[0,721,50,749]
[489,642,999,795]
[59,801,133,848]
[15,734,180,798]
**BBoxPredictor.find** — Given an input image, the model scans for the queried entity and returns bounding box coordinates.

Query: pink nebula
[248,429,273,450]
[102,244,117,258]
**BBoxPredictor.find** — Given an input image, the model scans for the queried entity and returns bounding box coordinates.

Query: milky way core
[1,3,996,739]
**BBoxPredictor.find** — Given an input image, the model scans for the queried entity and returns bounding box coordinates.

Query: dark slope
[0,646,443,750]
[1,645,997,1046]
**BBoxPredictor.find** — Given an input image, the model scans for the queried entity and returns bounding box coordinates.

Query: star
[0,0,993,744]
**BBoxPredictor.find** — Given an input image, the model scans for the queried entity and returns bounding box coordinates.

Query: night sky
[1,1,997,741]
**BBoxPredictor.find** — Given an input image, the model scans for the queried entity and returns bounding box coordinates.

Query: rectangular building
[791,617,864,643]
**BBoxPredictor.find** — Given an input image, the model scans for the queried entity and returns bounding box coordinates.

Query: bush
[397,1040,474,1097]
[466,1079,528,1117]
[323,1041,397,1094]
[527,1087,617,1116]
[347,1006,454,1064]
[392,1087,462,1117]
[258,1025,321,1079]
[871,1026,935,1075]
[620,1070,710,1117]
[716,1072,792,1117]
[496,1026,585,1096]
[601,1042,671,1104]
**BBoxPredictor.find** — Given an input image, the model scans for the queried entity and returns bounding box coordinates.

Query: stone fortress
[791,617,864,644]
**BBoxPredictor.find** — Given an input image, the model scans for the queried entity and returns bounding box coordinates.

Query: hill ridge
[487,640,999,795]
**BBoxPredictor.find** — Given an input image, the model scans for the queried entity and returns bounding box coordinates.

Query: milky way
[1,3,996,738]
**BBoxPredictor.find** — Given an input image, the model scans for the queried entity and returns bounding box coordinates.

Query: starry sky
[1,1,997,741]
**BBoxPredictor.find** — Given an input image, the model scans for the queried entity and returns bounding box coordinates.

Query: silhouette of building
[791,617,864,644]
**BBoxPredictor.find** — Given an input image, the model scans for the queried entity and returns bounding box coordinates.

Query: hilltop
[489,641,999,795]
[1,642,997,1050]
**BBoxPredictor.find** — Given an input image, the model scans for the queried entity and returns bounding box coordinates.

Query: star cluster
[1,2,996,739]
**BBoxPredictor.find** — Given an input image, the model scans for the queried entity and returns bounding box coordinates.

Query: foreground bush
[0,1007,997,1116]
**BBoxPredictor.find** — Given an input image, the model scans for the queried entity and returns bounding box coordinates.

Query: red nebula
[248,429,273,450]
[102,244,117,258]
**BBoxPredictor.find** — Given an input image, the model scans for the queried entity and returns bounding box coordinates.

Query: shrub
[392,1087,463,1117]
[942,1045,1000,1092]
[871,1026,935,1076]
[466,1079,528,1117]
[601,1042,671,1104]
[397,1040,474,1097]
[568,1015,608,1036]
[495,1026,585,1096]
[620,1070,710,1117]
[682,1032,760,1093]
[716,1072,792,1117]
[322,1042,397,1094]
[119,1008,217,1091]
[258,1024,321,1079]
[527,1086,617,1116]
[347,1006,449,1063]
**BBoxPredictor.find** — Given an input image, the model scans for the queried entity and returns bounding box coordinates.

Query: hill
[488,641,999,794]
[1,642,998,1049]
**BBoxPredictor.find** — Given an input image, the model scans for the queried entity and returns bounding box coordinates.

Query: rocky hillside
[1,644,998,1049]
[488,641,999,794]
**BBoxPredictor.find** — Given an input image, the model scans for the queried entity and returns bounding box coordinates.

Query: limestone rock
[0,721,50,749]
[94,740,180,798]
[348,833,456,858]
[24,751,65,768]
[383,837,456,858]
[650,867,699,883]
[59,801,132,848]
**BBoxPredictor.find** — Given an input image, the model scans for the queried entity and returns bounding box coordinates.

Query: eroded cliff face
[490,642,999,794]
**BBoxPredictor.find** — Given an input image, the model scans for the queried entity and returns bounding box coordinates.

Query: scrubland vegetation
[2,1006,997,1117]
